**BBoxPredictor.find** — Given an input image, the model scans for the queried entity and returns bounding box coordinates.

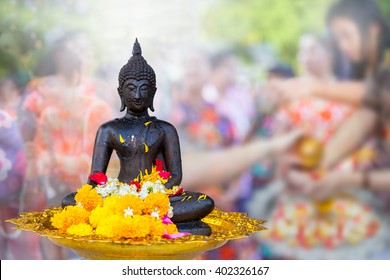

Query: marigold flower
[117,194,144,215]
[75,184,103,211]
[89,206,112,228]
[103,194,144,216]
[165,223,179,234]
[149,218,166,236]
[143,193,170,217]
[51,206,90,231]
[115,215,151,238]
[52,163,185,240]
[95,215,122,237]
[67,223,94,236]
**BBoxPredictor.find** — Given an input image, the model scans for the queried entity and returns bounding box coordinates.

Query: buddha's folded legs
[169,191,214,223]
[169,191,214,236]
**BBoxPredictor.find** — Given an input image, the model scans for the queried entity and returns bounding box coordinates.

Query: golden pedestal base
[8,208,266,260]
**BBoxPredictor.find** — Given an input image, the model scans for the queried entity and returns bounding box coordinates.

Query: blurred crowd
[1,0,390,260]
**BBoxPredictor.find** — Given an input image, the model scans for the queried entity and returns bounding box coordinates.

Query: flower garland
[51,160,187,239]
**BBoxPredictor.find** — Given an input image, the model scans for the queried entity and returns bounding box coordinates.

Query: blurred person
[0,76,22,116]
[246,64,296,200]
[170,50,302,259]
[275,34,354,142]
[248,63,295,137]
[282,0,390,259]
[0,75,44,259]
[287,0,390,200]
[22,35,112,259]
[205,50,255,142]
[298,34,334,80]
[272,0,390,106]
[267,64,295,81]
[24,35,112,206]
[66,31,119,112]
[249,31,382,260]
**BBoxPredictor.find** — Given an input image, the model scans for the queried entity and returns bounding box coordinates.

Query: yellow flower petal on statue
[51,206,90,231]
[144,121,152,126]
[143,193,170,216]
[119,134,125,144]
[66,223,94,236]
[75,184,103,211]
[144,143,149,153]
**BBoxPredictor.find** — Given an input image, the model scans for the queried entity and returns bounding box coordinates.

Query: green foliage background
[1,0,390,77]
[204,0,390,63]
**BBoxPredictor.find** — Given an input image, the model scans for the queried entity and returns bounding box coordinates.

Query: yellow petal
[144,143,149,153]
[119,134,125,144]
[144,121,152,126]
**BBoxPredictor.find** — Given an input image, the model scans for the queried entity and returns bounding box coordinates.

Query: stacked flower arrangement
[263,197,380,249]
[50,159,187,240]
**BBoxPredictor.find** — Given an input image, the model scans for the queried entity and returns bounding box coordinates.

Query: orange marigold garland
[51,160,187,239]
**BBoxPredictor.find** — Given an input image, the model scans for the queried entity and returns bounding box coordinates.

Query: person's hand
[308,172,356,200]
[285,169,316,195]
[275,154,302,179]
[271,129,304,155]
[270,77,319,103]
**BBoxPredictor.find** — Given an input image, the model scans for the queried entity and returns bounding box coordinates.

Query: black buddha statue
[62,39,214,236]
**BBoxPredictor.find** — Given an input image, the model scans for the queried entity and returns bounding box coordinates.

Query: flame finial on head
[132,38,142,56]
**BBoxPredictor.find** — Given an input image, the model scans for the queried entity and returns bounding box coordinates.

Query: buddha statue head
[118,38,157,114]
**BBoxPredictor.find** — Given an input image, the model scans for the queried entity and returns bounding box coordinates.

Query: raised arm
[181,129,302,188]
[314,80,365,106]
[162,124,183,188]
[321,107,377,169]
[273,78,365,106]
[88,125,113,182]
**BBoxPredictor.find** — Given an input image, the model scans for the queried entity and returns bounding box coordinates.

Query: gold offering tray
[7,208,266,260]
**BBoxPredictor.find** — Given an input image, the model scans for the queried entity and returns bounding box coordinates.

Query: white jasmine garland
[95,178,169,200]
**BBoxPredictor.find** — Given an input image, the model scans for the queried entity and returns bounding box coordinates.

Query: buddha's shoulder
[153,119,177,131]
[97,118,125,132]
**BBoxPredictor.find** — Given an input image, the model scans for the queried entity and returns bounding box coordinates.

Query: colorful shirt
[171,102,235,150]
[0,110,26,206]
[23,77,112,202]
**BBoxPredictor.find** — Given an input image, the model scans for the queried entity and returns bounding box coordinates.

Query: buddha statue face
[120,78,156,114]
[118,39,157,114]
